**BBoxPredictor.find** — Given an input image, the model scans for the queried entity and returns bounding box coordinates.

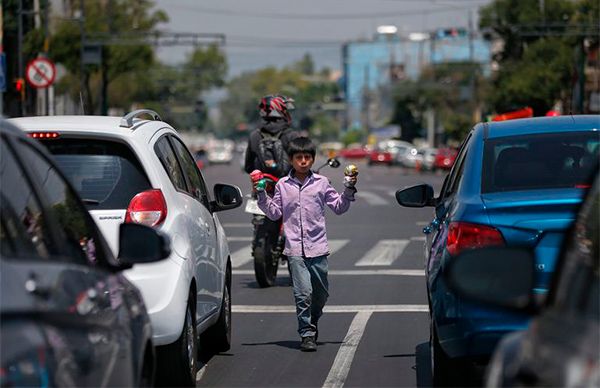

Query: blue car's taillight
[447,222,505,256]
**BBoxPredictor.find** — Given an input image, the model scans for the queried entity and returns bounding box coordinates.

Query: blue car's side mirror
[396,184,435,207]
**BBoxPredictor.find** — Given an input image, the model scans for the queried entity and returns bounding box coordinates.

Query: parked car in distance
[207,142,234,165]
[445,167,599,388]
[368,144,394,166]
[419,147,438,171]
[339,143,370,159]
[0,119,170,387]
[11,110,243,386]
[396,145,419,168]
[433,147,458,170]
[395,115,600,386]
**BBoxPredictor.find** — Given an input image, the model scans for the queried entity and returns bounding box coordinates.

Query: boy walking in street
[252,137,358,352]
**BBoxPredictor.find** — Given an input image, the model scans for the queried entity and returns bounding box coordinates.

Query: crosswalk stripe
[227,236,253,242]
[222,223,251,228]
[231,245,252,268]
[232,269,424,276]
[329,239,350,256]
[355,239,409,266]
[229,239,349,268]
[232,304,429,313]
[357,191,388,206]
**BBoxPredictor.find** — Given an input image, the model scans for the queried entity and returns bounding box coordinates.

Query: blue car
[396,115,600,386]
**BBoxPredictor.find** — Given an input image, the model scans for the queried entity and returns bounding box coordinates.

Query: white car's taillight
[125,189,167,227]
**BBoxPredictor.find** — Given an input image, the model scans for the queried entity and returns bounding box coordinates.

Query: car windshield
[482,131,599,193]
[39,138,151,209]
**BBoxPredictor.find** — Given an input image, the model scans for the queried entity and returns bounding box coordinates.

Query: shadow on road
[242,276,293,289]
[415,342,433,387]
[241,339,343,350]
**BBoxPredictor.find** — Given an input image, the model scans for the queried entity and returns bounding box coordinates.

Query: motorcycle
[244,157,341,287]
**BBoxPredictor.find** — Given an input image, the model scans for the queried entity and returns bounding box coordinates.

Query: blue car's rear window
[482,131,599,193]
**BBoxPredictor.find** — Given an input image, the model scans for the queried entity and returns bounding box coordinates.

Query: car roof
[8,115,173,143]
[479,115,600,139]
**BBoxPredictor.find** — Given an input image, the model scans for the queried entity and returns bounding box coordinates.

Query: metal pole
[18,0,24,115]
[79,0,86,114]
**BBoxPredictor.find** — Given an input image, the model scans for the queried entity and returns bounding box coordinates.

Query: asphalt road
[199,156,445,387]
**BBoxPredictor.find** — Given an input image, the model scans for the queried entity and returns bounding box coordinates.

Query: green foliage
[180,45,228,100]
[310,114,340,141]
[218,54,340,136]
[490,39,573,114]
[49,0,168,112]
[390,62,483,142]
[443,112,473,142]
[341,129,366,146]
[479,0,597,115]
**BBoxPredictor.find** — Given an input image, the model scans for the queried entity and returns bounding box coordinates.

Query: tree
[50,0,168,113]
[479,0,598,115]
[390,62,485,142]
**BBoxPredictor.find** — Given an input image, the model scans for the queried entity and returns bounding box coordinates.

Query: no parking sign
[26,58,56,89]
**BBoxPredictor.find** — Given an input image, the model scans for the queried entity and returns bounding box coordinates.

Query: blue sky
[153,0,492,78]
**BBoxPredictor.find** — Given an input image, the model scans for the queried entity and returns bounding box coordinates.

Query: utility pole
[79,0,86,114]
[17,0,25,115]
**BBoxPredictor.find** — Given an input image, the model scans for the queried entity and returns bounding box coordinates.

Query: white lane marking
[410,236,426,241]
[323,311,373,388]
[416,221,429,226]
[231,244,252,268]
[196,363,207,383]
[355,239,409,266]
[227,236,253,242]
[223,223,251,227]
[232,304,428,313]
[356,191,388,206]
[228,239,349,268]
[329,239,350,256]
[232,269,424,276]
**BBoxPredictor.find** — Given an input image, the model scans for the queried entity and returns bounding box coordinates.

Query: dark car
[395,115,599,386]
[0,120,170,387]
[445,167,599,387]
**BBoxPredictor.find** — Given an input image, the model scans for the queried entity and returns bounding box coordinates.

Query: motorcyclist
[244,95,298,178]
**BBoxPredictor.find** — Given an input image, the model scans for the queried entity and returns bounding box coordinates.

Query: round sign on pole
[25,58,56,89]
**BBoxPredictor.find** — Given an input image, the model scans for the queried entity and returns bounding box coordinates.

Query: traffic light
[14,78,25,101]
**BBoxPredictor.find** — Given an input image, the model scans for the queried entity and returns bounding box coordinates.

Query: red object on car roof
[491,107,534,121]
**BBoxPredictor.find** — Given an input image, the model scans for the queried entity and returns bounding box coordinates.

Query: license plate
[244,198,265,215]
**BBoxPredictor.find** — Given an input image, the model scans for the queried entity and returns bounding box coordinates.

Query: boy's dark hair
[288,136,316,158]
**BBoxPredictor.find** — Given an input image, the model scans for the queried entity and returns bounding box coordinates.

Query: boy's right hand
[250,170,265,192]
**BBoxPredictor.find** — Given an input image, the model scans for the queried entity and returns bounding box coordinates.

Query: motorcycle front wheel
[253,220,280,287]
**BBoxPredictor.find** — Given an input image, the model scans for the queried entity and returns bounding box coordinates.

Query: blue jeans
[288,255,329,338]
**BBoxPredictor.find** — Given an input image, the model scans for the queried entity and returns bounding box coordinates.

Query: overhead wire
[166,2,488,20]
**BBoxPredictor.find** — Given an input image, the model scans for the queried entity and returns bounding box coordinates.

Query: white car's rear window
[39,138,151,210]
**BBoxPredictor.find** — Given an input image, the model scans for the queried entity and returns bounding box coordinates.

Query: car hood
[482,188,585,289]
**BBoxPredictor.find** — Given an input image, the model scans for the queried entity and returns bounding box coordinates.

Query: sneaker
[300,336,317,352]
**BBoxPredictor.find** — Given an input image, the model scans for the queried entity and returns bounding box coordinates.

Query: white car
[207,143,234,164]
[11,110,242,386]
